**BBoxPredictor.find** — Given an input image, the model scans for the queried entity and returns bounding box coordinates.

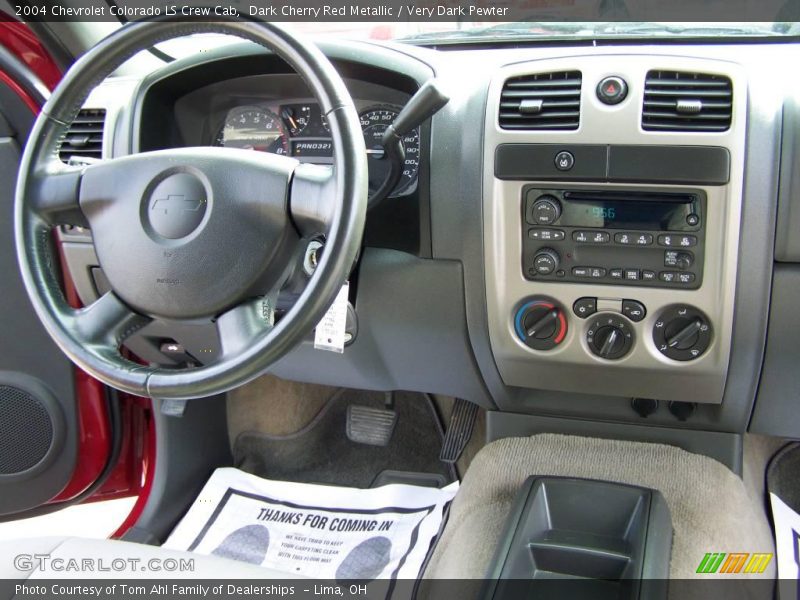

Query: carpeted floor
[232,388,456,488]
[423,434,776,584]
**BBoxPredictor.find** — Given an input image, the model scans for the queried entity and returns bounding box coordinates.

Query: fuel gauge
[281,104,311,136]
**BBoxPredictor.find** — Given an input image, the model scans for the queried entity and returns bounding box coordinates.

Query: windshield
[145,21,800,59]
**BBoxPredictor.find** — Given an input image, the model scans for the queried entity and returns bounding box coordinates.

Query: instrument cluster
[214,101,420,197]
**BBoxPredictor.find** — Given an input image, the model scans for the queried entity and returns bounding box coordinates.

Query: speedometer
[359,106,420,196]
[215,107,288,155]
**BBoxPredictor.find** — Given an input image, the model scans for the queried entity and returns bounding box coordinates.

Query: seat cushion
[0,536,306,580]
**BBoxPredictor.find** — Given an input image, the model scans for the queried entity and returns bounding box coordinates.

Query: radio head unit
[522,187,706,289]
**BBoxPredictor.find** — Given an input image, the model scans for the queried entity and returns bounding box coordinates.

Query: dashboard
[138,70,422,199]
[62,37,800,454]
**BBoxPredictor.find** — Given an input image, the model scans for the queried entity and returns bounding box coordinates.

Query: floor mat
[233,389,456,488]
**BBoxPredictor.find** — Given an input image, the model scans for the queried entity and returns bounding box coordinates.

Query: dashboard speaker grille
[642,70,732,132]
[0,385,54,474]
[58,108,106,163]
[499,71,582,131]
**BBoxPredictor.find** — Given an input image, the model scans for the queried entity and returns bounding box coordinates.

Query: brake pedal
[346,404,397,446]
[439,398,478,463]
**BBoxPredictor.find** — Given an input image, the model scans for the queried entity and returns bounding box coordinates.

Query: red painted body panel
[0,20,60,89]
[1,21,153,521]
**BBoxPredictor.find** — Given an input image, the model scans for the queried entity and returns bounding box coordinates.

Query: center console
[483,55,746,404]
[484,477,672,599]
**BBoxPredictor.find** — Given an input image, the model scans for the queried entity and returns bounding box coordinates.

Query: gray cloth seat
[0,536,306,580]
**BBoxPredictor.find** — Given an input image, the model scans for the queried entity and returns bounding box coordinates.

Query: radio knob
[533,248,560,275]
[531,195,562,225]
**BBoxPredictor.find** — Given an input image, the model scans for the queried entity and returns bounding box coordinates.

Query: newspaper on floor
[163,467,458,582]
[770,492,800,593]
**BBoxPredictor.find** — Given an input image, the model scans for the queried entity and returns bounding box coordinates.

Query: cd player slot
[562,191,697,204]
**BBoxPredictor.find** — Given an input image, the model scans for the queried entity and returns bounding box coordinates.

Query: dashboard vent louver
[59,108,106,163]
[642,71,732,132]
[499,71,582,130]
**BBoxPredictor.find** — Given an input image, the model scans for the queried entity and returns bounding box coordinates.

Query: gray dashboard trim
[428,44,782,433]
[750,265,800,439]
[775,92,800,262]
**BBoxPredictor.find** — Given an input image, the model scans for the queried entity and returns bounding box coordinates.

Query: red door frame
[1,19,154,532]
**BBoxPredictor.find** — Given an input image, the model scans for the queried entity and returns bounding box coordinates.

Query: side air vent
[642,71,732,132]
[59,108,106,162]
[499,71,582,131]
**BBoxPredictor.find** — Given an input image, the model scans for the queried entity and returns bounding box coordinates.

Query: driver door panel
[0,42,79,516]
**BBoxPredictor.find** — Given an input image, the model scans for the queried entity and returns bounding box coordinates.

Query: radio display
[555,191,701,231]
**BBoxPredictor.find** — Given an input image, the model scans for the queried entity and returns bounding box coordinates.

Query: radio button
[614,232,652,245]
[686,214,700,227]
[615,232,634,245]
[642,270,657,281]
[659,271,676,283]
[609,268,624,279]
[590,267,607,278]
[529,229,565,241]
[573,297,597,318]
[624,269,640,280]
[572,267,591,277]
[677,272,696,284]
[593,231,610,243]
[573,230,610,244]
[658,234,697,248]
[574,231,590,243]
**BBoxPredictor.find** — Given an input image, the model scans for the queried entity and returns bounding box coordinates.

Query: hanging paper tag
[314,282,349,353]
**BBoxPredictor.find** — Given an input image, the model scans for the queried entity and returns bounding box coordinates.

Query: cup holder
[484,477,672,600]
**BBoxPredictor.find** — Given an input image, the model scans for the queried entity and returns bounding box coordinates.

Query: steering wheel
[15,19,367,400]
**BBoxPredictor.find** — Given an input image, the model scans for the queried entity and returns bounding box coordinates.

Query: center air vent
[499,71,582,131]
[642,71,732,132]
[59,108,106,163]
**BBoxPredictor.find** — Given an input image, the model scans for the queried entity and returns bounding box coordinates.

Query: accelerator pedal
[440,398,478,464]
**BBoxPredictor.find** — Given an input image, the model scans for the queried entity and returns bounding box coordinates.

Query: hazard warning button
[597,76,628,105]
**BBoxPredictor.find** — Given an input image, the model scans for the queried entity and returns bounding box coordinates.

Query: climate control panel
[513,296,712,363]
[521,187,706,289]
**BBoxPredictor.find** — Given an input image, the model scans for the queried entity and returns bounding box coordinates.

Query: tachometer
[216,107,288,155]
[359,106,420,196]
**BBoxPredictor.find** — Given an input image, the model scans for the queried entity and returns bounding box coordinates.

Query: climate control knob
[532,248,560,276]
[653,305,712,361]
[586,314,634,360]
[514,298,568,351]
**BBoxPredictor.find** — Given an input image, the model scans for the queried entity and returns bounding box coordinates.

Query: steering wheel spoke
[29,160,87,227]
[290,162,337,237]
[70,291,151,348]
[215,295,277,359]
